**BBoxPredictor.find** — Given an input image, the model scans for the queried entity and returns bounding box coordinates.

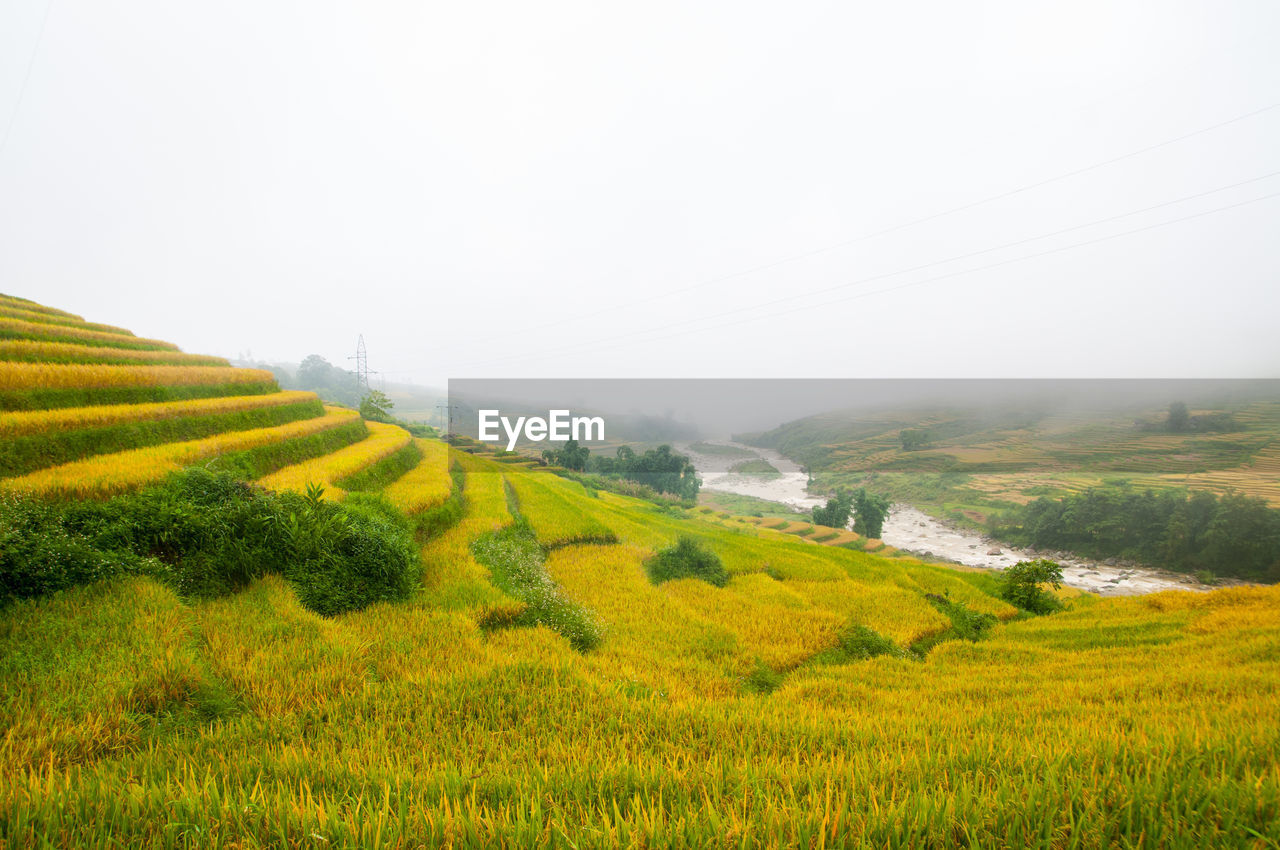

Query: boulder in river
[986,548,1002,556]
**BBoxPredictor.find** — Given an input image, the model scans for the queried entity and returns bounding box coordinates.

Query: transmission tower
[348,335,376,392]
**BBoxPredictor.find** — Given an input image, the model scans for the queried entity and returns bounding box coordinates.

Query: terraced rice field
[2,296,1278,846]
[258,420,414,499]
[0,406,362,497]
[3,442,1278,846]
[0,297,381,498]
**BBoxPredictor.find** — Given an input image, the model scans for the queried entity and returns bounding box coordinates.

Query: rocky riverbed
[682,441,1212,596]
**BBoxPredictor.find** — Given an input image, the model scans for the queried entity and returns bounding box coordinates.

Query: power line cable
[424,99,1280,356]
[0,0,54,161]
[447,174,1280,370]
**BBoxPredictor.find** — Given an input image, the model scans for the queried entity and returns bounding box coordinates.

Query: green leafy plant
[645,537,729,587]
[999,558,1064,615]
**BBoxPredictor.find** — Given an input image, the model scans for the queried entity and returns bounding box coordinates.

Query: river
[679,441,1209,596]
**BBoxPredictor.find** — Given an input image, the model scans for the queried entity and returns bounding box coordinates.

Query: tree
[294,354,359,406]
[621,445,700,499]
[296,354,334,389]
[1166,401,1190,433]
[999,558,1064,614]
[813,488,853,528]
[851,488,891,538]
[359,390,395,423]
[549,439,590,471]
[900,429,931,451]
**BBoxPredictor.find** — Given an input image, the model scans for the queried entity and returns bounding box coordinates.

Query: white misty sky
[1,1,1278,386]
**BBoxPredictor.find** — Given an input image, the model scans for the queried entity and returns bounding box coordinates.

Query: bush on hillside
[0,494,162,600]
[999,558,1064,615]
[0,469,420,615]
[284,490,421,616]
[645,536,729,587]
[836,625,901,660]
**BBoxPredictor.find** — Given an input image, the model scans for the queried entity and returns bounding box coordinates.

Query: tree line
[543,441,700,500]
[989,486,1280,582]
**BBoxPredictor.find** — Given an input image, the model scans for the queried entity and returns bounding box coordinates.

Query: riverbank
[681,441,1214,596]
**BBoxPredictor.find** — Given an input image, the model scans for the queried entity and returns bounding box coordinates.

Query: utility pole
[435,402,459,436]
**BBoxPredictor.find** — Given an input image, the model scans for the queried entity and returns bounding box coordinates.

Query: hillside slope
[746,398,1280,519]
[1,296,1278,846]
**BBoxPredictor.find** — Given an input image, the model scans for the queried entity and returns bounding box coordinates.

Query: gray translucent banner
[446,378,1280,472]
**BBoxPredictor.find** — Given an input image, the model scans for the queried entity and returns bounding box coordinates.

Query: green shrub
[1195,569,1218,586]
[0,495,162,602]
[284,490,421,616]
[999,559,1065,615]
[916,593,999,652]
[836,625,900,660]
[2,469,421,616]
[645,537,729,587]
[743,660,783,694]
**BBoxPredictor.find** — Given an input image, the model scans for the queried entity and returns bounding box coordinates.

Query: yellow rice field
[257,421,412,499]
[0,390,320,439]
[0,294,82,320]
[382,438,453,514]
[0,316,178,350]
[0,304,134,336]
[1,438,1279,846]
[0,362,274,391]
[0,407,360,497]
[0,339,229,366]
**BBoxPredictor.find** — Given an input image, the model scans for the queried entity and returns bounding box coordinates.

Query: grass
[1,297,1279,846]
[0,396,325,478]
[3,452,1279,846]
[728,458,782,478]
[471,516,603,651]
[689,441,755,457]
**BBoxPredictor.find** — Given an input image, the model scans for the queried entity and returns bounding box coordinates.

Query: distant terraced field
[750,398,1280,513]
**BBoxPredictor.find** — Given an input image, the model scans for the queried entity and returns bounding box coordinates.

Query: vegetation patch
[728,458,781,479]
[0,469,420,615]
[910,593,1000,654]
[742,660,784,694]
[998,559,1065,616]
[470,518,602,651]
[644,537,729,587]
[990,486,1280,582]
[831,625,903,661]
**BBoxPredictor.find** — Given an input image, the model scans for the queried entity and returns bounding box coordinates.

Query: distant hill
[741,390,1280,520]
